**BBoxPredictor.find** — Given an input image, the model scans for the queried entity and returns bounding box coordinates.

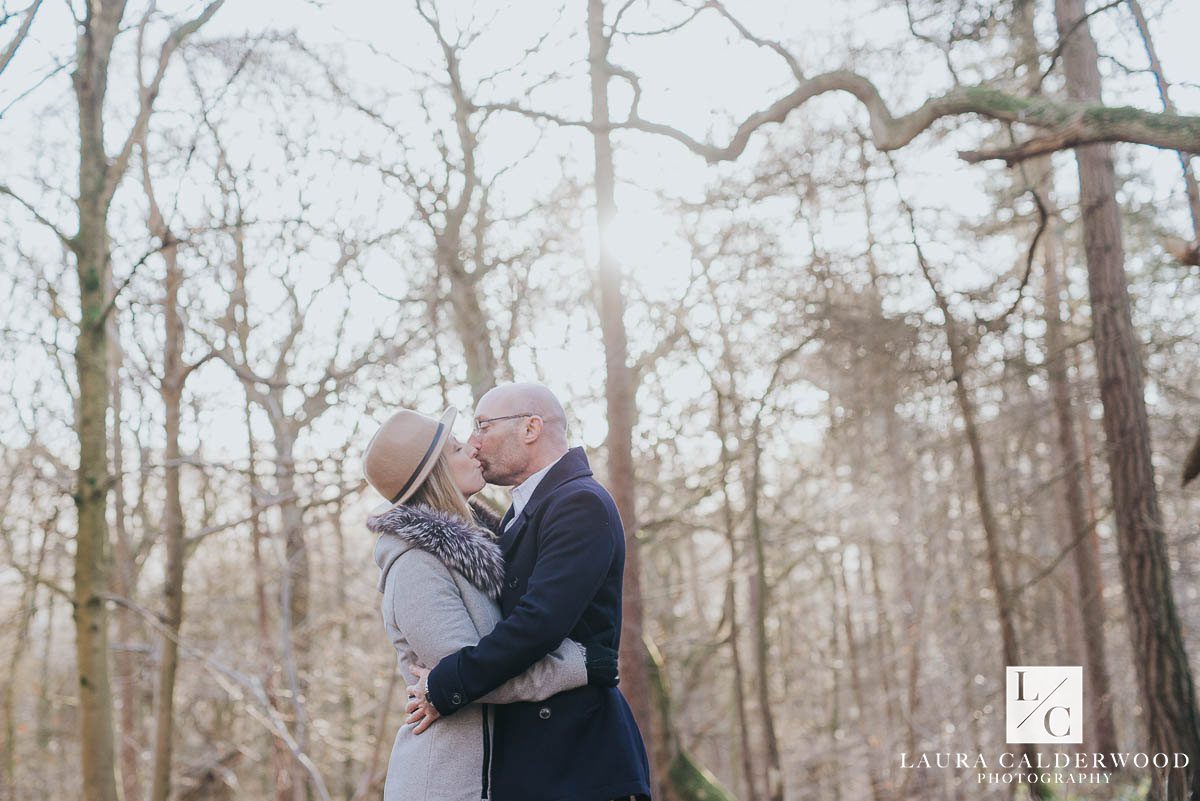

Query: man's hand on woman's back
[583,639,620,687]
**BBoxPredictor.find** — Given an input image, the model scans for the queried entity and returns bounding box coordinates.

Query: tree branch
[553,0,1198,161]
[705,0,803,81]
[102,591,334,801]
[979,188,1047,333]
[955,105,1200,164]
[0,183,75,248]
[484,74,1200,164]
[5,558,72,603]
[614,1,705,39]
[635,78,1200,162]
[103,0,226,205]
[607,0,638,37]
[1034,0,1125,93]
[0,0,42,77]
[92,235,184,330]
[183,480,366,550]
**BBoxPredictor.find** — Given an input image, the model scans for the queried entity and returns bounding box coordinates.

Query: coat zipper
[480,704,492,799]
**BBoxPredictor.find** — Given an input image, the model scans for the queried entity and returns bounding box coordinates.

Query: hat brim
[367,406,458,517]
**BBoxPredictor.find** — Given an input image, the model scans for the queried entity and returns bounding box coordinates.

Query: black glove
[583,640,620,687]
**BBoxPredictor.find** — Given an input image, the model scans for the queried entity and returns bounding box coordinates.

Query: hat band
[390,422,445,504]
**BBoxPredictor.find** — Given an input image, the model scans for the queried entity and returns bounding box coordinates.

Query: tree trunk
[745,429,783,801]
[840,557,885,801]
[921,253,1048,797]
[1073,345,1102,539]
[585,0,655,789]
[226,219,295,801]
[148,190,186,801]
[272,427,311,801]
[2,525,51,796]
[245,383,294,801]
[645,637,738,801]
[930,297,1018,628]
[412,19,497,407]
[864,161,910,801]
[441,255,498,405]
[351,665,399,801]
[108,311,145,801]
[715,390,758,801]
[864,538,898,734]
[35,549,57,755]
[66,4,221,796]
[823,555,842,801]
[1012,0,1119,755]
[333,461,355,801]
[72,146,121,801]
[71,5,125,799]
[1043,216,1120,753]
[1055,1,1200,795]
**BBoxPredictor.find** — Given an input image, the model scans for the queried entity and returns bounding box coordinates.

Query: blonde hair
[407,453,473,522]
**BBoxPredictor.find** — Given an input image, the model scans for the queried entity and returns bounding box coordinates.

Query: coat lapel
[498,504,515,533]
[497,504,519,554]
[498,447,593,559]
[498,513,527,557]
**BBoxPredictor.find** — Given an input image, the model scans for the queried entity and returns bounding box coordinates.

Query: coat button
[538,706,551,720]
[508,578,518,589]
[451,693,463,706]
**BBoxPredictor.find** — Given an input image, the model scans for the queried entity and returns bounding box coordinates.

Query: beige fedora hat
[363,407,457,516]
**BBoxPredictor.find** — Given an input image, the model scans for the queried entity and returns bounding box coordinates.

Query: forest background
[2,0,1200,799]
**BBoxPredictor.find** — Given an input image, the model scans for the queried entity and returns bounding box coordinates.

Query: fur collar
[368,502,506,600]
[469,499,503,535]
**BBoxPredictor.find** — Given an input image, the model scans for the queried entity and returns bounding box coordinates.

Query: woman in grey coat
[362,407,605,801]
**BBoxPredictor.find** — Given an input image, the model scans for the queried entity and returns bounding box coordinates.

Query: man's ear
[524,415,545,443]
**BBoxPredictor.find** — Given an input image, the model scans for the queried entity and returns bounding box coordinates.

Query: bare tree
[586,0,655,761]
[1010,0,1118,756]
[139,130,216,801]
[316,0,563,406]
[1054,0,1200,795]
[0,5,229,800]
[4,3,1200,800]
[0,451,56,796]
[897,168,1052,798]
[208,144,412,797]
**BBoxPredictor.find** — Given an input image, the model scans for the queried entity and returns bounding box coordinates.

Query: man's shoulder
[548,474,612,503]
[542,478,620,526]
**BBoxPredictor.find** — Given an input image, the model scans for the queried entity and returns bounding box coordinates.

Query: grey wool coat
[368,501,587,801]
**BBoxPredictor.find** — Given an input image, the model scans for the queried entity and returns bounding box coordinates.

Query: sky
[1,0,1198,494]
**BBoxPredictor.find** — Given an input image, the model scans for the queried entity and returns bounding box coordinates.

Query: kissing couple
[362,382,652,801]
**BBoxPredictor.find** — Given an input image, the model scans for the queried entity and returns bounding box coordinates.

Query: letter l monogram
[1015,671,1040,702]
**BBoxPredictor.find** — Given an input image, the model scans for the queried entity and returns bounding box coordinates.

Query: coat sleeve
[386,549,587,704]
[475,639,586,704]
[425,489,615,715]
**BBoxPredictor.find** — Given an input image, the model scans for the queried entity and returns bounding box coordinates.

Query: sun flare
[600,205,693,298]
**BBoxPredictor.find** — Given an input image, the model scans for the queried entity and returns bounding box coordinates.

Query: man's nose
[467,433,481,453]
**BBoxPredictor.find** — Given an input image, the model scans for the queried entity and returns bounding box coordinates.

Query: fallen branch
[103,592,334,801]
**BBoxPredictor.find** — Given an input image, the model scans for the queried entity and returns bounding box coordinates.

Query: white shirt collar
[508,451,567,525]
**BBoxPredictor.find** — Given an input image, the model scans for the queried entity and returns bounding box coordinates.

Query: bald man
[468,383,571,487]
[410,383,652,801]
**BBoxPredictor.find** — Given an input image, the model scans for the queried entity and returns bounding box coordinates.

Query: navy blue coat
[426,447,652,801]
